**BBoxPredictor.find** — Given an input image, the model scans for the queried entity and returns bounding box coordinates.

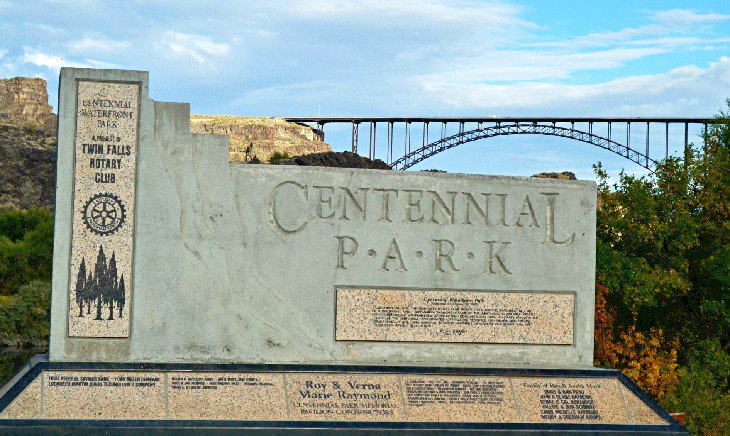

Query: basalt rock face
[0,124,56,211]
[270,150,390,170]
[532,171,577,181]
[190,115,332,163]
[0,78,56,135]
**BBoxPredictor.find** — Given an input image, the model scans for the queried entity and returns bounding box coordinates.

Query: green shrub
[268,151,291,163]
[0,280,50,347]
[0,209,52,242]
[662,341,730,435]
[0,209,53,295]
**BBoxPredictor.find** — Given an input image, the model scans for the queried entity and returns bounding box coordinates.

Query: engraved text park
[268,182,576,274]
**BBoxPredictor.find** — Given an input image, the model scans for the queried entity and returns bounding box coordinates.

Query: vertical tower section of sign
[68,81,139,337]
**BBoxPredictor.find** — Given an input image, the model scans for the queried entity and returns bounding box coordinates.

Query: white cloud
[530,9,730,51]
[653,9,730,26]
[21,47,110,71]
[269,0,529,25]
[419,56,730,116]
[22,50,69,70]
[67,37,130,53]
[30,23,66,35]
[416,47,669,83]
[82,58,118,69]
[161,32,230,63]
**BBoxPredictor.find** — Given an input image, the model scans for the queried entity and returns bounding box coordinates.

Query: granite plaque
[168,372,287,420]
[401,375,518,422]
[0,365,670,427]
[285,373,404,421]
[42,371,164,419]
[336,288,574,344]
[68,80,139,338]
[511,377,666,425]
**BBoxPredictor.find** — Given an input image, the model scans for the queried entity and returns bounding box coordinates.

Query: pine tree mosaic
[75,245,126,321]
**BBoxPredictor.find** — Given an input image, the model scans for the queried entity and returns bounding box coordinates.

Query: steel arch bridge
[284,117,717,170]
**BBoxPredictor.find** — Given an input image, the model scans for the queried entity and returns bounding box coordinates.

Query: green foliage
[0,209,54,295]
[0,280,50,346]
[268,151,291,162]
[595,102,730,434]
[0,208,52,242]
[662,340,730,435]
[595,116,730,352]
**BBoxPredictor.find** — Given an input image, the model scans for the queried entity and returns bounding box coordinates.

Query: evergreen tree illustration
[85,270,93,315]
[105,252,119,320]
[93,246,107,320]
[76,257,87,317]
[116,274,126,318]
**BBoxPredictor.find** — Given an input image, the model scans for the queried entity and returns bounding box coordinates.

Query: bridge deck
[281,117,724,170]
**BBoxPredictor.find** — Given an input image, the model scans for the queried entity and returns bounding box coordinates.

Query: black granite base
[0,356,688,435]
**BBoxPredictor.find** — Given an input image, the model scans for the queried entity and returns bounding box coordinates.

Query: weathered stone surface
[190,115,331,163]
[0,77,56,134]
[0,124,56,211]
[49,69,598,367]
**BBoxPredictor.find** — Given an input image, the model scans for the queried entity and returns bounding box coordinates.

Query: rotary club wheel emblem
[82,193,126,236]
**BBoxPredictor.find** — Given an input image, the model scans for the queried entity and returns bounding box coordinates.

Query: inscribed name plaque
[336,289,574,344]
[0,363,676,430]
[285,373,404,421]
[68,80,139,337]
[42,371,164,419]
[167,372,287,420]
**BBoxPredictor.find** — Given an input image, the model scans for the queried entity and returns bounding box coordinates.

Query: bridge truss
[284,117,716,170]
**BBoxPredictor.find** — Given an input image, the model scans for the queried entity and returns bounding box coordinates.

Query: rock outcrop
[0,124,56,211]
[532,171,577,180]
[270,151,390,169]
[0,78,56,134]
[190,115,331,163]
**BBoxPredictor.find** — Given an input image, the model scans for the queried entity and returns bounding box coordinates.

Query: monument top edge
[238,163,598,188]
[60,67,149,82]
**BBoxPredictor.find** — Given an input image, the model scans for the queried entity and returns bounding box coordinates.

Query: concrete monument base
[0,356,686,435]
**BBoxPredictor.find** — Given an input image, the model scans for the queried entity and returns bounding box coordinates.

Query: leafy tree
[0,209,53,295]
[595,107,729,359]
[595,101,730,433]
[594,284,679,399]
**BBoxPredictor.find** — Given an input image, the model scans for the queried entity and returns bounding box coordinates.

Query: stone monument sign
[0,68,686,434]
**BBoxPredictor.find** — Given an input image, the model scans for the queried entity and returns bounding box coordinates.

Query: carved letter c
[268,181,309,234]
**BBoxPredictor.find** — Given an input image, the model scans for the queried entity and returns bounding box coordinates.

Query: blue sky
[1,1,729,180]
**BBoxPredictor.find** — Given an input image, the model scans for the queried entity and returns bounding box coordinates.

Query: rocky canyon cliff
[190,115,331,163]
